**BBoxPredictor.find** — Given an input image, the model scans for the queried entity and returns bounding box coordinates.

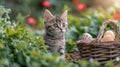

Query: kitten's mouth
[59,29,64,33]
[60,30,63,32]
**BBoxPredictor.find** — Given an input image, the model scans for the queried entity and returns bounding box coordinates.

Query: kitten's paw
[59,49,65,58]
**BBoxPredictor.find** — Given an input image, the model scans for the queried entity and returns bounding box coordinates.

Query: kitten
[44,9,68,58]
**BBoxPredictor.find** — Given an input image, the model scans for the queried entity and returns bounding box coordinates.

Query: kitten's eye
[53,23,58,28]
[63,23,65,27]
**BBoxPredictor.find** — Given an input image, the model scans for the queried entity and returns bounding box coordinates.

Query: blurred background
[1,0,120,52]
[1,0,120,67]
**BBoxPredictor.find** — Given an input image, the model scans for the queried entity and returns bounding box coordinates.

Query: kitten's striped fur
[44,9,68,58]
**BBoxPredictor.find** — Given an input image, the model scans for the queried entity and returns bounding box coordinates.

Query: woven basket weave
[77,20,120,65]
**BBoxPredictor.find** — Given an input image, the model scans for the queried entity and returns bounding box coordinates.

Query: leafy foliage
[1,5,120,67]
[0,6,80,67]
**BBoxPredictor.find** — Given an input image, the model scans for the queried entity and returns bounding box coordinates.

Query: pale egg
[103,30,115,39]
[82,33,93,43]
[101,30,115,42]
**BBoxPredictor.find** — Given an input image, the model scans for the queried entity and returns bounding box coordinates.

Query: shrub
[0,5,79,67]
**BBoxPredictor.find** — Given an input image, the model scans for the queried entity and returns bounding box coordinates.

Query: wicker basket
[77,20,120,65]
[77,41,91,60]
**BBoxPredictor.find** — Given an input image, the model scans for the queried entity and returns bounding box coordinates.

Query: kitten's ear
[44,9,53,22]
[61,10,68,22]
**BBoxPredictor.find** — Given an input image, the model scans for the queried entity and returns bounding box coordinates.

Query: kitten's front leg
[58,46,65,58]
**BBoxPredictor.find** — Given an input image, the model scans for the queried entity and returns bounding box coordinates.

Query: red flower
[113,13,120,20]
[27,17,36,25]
[42,0,51,8]
[114,64,119,67]
[76,4,87,11]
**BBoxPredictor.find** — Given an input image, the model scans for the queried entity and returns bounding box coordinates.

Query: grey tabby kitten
[44,9,68,58]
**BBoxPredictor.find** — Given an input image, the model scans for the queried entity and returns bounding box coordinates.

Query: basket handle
[96,20,119,42]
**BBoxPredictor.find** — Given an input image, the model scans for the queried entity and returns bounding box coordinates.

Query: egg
[101,30,115,42]
[104,30,115,39]
[82,33,93,43]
